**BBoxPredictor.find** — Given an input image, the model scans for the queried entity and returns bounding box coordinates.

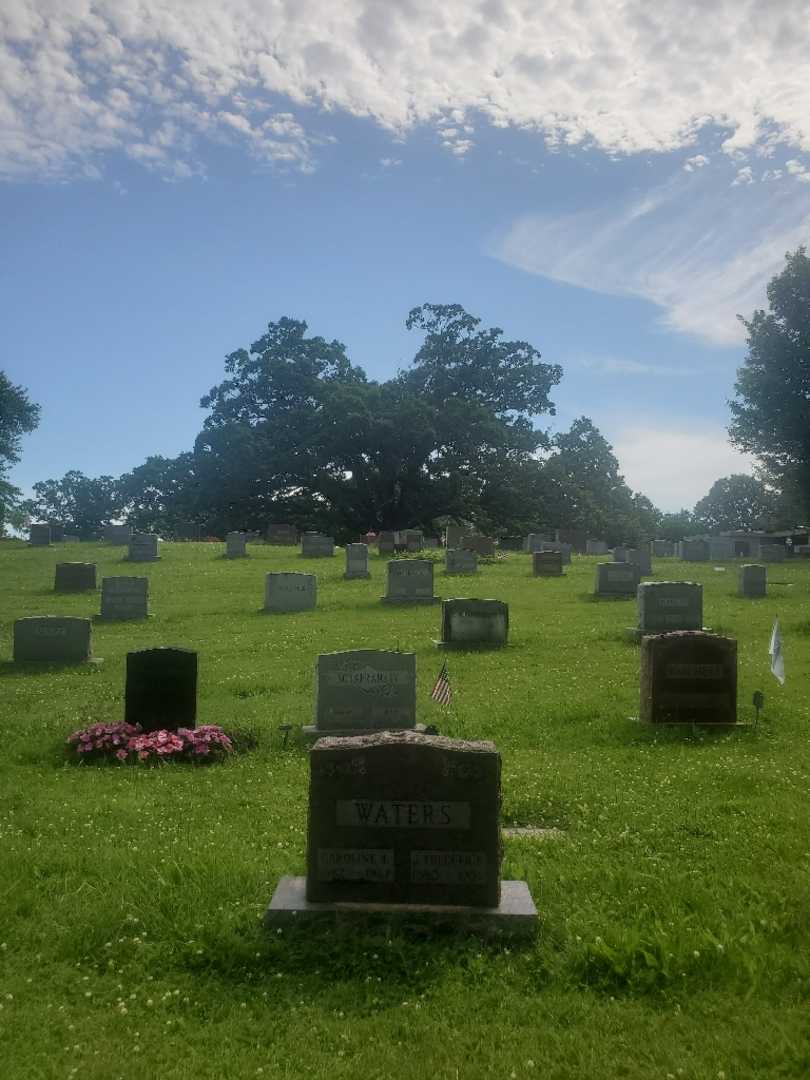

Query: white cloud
[578,356,695,377]
[2,1,810,181]
[684,154,709,171]
[611,424,758,510]
[731,165,754,186]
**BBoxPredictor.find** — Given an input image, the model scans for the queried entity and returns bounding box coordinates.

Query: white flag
[769,619,785,685]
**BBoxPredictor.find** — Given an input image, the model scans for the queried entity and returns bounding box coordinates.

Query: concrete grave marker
[595,562,640,597]
[29,524,51,547]
[307,649,419,738]
[637,582,703,635]
[445,548,478,575]
[13,616,95,664]
[301,533,335,558]
[681,539,709,562]
[125,647,197,732]
[127,534,160,562]
[264,572,317,612]
[103,524,132,545]
[99,577,149,620]
[640,631,737,725]
[344,543,370,579]
[533,551,564,577]
[739,564,766,598]
[225,531,248,558]
[54,563,97,592]
[586,539,609,555]
[381,559,439,604]
[627,548,652,576]
[438,599,508,647]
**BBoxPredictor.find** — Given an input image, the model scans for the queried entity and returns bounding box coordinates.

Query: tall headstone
[99,577,149,620]
[627,548,652,576]
[444,525,467,550]
[125,647,197,732]
[225,531,248,558]
[127,534,160,562]
[381,560,439,604]
[595,562,640,597]
[54,563,97,592]
[438,599,508,647]
[344,543,370,579]
[586,539,609,555]
[301,533,335,558]
[13,616,94,664]
[29,524,51,547]
[533,551,563,577]
[445,548,478,575]
[308,649,418,737]
[103,524,133,545]
[403,531,423,553]
[266,523,299,546]
[637,582,703,634]
[739,564,766,598]
[640,631,737,725]
[264,572,317,612]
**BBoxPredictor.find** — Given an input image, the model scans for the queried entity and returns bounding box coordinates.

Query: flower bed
[66,722,234,764]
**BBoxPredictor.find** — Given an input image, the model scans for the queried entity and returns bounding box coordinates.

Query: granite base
[302,723,430,742]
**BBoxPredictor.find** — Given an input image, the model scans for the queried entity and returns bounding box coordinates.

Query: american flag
[431,661,452,706]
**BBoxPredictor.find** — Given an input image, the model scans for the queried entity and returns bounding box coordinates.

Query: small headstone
[681,539,709,562]
[264,572,317,612]
[99,577,149,620]
[708,538,736,560]
[595,562,640,597]
[225,531,248,558]
[381,559,439,604]
[301,533,335,558]
[13,616,94,664]
[462,535,495,557]
[640,631,737,725]
[439,599,508,647]
[127,534,160,562]
[125,647,197,732]
[103,524,133,545]
[311,649,417,735]
[759,545,785,563]
[266,523,299,545]
[650,540,675,557]
[48,523,65,543]
[446,548,478,575]
[586,539,609,555]
[739,564,766,598]
[627,548,652,576]
[612,546,628,562]
[637,582,703,634]
[533,551,563,577]
[54,562,97,592]
[344,543,370,579]
[29,524,51,547]
[377,531,396,554]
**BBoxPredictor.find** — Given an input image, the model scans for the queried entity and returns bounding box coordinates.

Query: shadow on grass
[0,660,103,678]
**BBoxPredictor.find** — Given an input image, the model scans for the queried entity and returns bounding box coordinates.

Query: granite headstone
[125,647,197,732]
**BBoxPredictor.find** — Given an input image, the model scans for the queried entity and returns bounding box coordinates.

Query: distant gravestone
[29,524,51,547]
[681,539,709,562]
[533,551,563,577]
[225,531,248,558]
[99,577,149,620]
[344,543,370,579]
[308,649,418,737]
[13,616,94,664]
[377,531,396,554]
[403,531,423,553]
[586,539,609,555]
[125,647,197,732]
[640,631,737,725]
[444,525,467,550]
[127,534,160,562]
[612,546,628,562]
[739,564,766,598]
[103,524,132,545]
[627,548,652,576]
[708,538,736,560]
[595,562,640,597]
[525,533,549,553]
[381,560,439,604]
[462,535,495,557]
[301,533,335,558]
[423,537,441,549]
[267,523,299,545]
[446,548,478,575]
[48,523,65,543]
[54,562,97,592]
[264,572,317,612]
[650,540,674,557]
[637,582,703,634]
[63,534,81,544]
[760,545,786,563]
[439,599,508,647]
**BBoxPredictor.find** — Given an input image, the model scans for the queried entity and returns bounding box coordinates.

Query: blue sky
[3,1,810,511]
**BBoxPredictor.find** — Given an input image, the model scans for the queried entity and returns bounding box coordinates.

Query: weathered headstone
[533,551,563,577]
[612,546,628,562]
[681,539,709,562]
[640,631,737,725]
[650,540,675,557]
[403,531,423,553]
[264,572,317,612]
[627,548,652,576]
[759,544,786,563]
[446,548,478,575]
[444,525,467,550]
[308,649,418,737]
[266,523,299,545]
[539,541,571,564]
[29,524,51,547]
[708,537,736,561]
[48,523,65,543]
[637,582,703,634]
[462,535,495,557]
[103,524,132,545]
[13,616,94,664]
[739,564,766,598]
[595,562,640,597]
[381,560,439,604]
[439,599,508,647]
[99,577,149,620]
[301,533,335,558]
[586,539,609,555]
[125,647,197,732]
[127,534,160,562]
[344,543,370,579]
[225,531,248,558]
[54,562,97,592]
[377,531,396,554]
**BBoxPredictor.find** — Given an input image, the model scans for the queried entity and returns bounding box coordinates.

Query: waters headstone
[125,647,197,732]
[344,543,370,579]
[264,572,317,612]
[637,582,703,634]
[99,577,149,620]
[225,531,248,558]
[13,616,94,664]
[29,524,51,546]
[439,599,508,647]
[127,534,160,562]
[103,524,132,544]
[739,564,766,598]
[301,533,335,557]
[381,560,439,604]
[640,631,737,725]
[446,548,478,575]
[309,649,418,736]
[267,523,299,545]
[533,551,563,577]
[595,562,640,597]
[54,562,97,592]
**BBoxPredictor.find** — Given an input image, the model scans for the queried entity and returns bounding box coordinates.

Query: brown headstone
[640,631,737,725]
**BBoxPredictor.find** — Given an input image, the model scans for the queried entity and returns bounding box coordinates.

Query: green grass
[2,541,809,1079]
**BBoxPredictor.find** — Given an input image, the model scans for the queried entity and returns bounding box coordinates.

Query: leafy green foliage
[0,372,40,534]
[693,474,777,533]
[22,470,120,539]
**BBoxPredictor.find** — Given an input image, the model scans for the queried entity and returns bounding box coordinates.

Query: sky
[3,1,810,512]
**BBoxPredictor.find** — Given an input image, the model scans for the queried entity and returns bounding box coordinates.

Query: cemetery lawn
[3,541,810,1080]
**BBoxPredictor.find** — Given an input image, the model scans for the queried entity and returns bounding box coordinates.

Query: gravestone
[681,539,709,562]
[462,535,496,557]
[637,582,703,635]
[612,546,628,562]
[301,533,335,558]
[377,531,396,554]
[63,534,81,543]
[498,536,524,551]
[586,539,609,555]
[708,538,736,560]
[48,523,65,543]
[99,577,149,620]
[423,537,441,549]
[650,540,674,557]
[127,534,160,561]
[225,531,248,558]
[446,548,478,575]
[267,523,299,545]
[444,525,467,550]
[125,647,197,732]
[381,560,439,604]
[13,616,94,664]
[595,562,640,597]
[760,545,786,563]
[533,551,563,577]
[438,599,508,647]
[627,548,652,576]
[29,524,51,547]
[306,649,419,738]
[403,531,423,553]
[525,533,549,553]
[739,564,766,598]
[54,562,97,592]
[640,631,737,725]
[103,524,132,544]
[540,541,571,564]
[344,543,370,579]
[264,572,317,612]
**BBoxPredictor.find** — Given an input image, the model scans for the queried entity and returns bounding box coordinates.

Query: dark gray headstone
[344,543,370,579]
[266,523,299,545]
[315,649,416,732]
[595,562,640,596]
[100,577,149,620]
[445,548,478,575]
[461,535,495,557]
[301,533,335,557]
[638,582,702,633]
[225,531,248,558]
[708,538,736,560]
[381,559,439,604]
[612,546,628,562]
[640,631,737,725]
[681,539,709,562]
[306,730,501,907]
[13,616,93,663]
[125,647,197,732]
[760,545,785,563]
[264,572,317,612]
[739,564,766,597]
[29,524,51,547]
[627,548,652,576]
[650,540,674,557]
[533,551,563,577]
[48,523,65,543]
[128,534,160,561]
[440,599,508,646]
[54,562,97,592]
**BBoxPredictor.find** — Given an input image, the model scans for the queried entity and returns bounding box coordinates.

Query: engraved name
[336,800,471,829]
